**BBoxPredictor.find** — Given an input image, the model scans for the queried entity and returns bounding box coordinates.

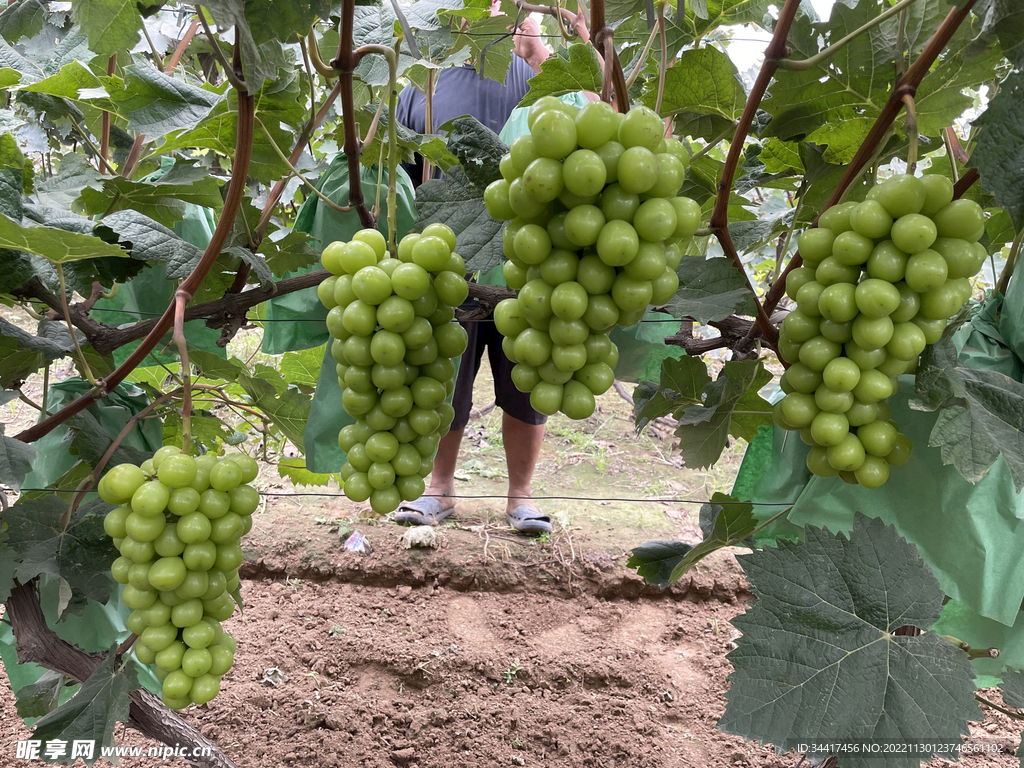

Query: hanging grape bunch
[774,174,988,487]
[99,449,258,709]
[483,99,702,420]
[318,226,469,513]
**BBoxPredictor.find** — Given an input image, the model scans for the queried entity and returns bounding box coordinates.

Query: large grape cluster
[483,99,702,419]
[775,174,988,487]
[317,226,470,513]
[99,449,258,709]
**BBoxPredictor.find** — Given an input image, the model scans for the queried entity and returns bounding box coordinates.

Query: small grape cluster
[483,98,702,419]
[317,226,470,513]
[99,449,258,709]
[775,174,988,487]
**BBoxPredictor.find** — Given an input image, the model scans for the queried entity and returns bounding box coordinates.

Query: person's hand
[512,15,550,73]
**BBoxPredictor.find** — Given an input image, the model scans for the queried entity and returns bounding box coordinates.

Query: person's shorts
[450,313,548,432]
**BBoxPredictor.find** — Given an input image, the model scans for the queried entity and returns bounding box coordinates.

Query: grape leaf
[101,63,224,139]
[641,47,746,123]
[279,347,326,389]
[633,355,710,433]
[70,0,142,57]
[237,369,311,450]
[34,154,104,211]
[0,0,48,44]
[67,408,153,469]
[911,333,1024,491]
[0,423,36,492]
[661,257,758,323]
[720,514,980,768]
[415,166,503,274]
[4,496,118,614]
[0,212,126,263]
[673,359,773,469]
[21,60,116,113]
[278,456,338,487]
[96,210,205,278]
[442,116,507,190]
[0,540,16,603]
[518,45,602,108]
[972,0,1024,69]
[31,649,138,765]
[14,670,64,720]
[969,69,1024,230]
[258,230,320,278]
[626,540,694,589]
[77,165,224,228]
[0,318,76,388]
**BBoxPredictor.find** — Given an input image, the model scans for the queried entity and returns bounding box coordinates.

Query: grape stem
[709,0,805,349]
[975,694,1024,721]
[997,228,1024,296]
[306,29,339,78]
[55,263,97,386]
[99,55,117,173]
[775,0,921,72]
[355,43,400,255]
[333,0,377,230]
[902,92,919,172]
[624,20,659,88]
[172,292,193,455]
[655,1,667,115]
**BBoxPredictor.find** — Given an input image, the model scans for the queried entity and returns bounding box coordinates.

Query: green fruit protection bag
[260,158,418,355]
[731,285,1024,686]
[279,160,419,473]
[1,379,167,704]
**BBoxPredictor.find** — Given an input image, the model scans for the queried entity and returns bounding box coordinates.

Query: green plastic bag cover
[732,294,1024,635]
[5,378,168,702]
[491,93,685,384]
[91,159,224,366]
[260,159,417,355]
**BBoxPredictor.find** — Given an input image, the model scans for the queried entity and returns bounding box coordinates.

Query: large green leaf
[200,0,280,92]
[972,0,1024,68]
[720,514,980,767]
[912,332,1024,491]
[259,230,320,277]
[633,354,709,432]
[243,0,333,46]
[415,166,503,274]
[0,318,77,388]
[102,63,224,138]
[442,116,508,190]
[70,0,142,57]
[34,154,104,211]
[0,0,48,43]
[641,46,745,123]
[32,649,138,765]
[969,70,1024,230]
[96,210,206,277]
[5,496,118,614]
[661,257,758,323]
[518,45,603,108]
[673,358,773,469]
[237,368,311,450]
[0,423,36,492]
[77,163,224,227]
[626,540,694,589]
[14,670,64,720]
[0,212,126,263]
[20,60,116,113]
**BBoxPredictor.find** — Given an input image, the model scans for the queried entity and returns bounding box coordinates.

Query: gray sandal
[506,505,553,534]
[394,496,455,526]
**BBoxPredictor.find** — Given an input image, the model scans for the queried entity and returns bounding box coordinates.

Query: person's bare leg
[502,412,544,516]
[423,427,463,511]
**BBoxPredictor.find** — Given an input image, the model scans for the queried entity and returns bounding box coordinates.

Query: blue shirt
[395,57,534,185]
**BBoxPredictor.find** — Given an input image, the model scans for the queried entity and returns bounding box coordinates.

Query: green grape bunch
[98,448,259,709]
[774,173,988,487]
[317,225,470,514]
[482,98,703,420]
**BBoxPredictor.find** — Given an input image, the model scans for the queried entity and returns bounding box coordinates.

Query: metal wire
[13,487,793,505]
[83,307,684,324]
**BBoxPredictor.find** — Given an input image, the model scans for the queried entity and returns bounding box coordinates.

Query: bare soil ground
[1,327,1022,767]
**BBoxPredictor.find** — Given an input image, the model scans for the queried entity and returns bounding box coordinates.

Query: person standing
[393,6,589,534]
